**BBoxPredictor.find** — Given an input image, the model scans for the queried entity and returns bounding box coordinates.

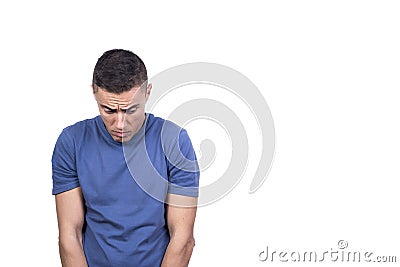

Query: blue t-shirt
[52,113,199,266]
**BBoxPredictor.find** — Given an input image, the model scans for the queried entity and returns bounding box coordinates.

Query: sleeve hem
[168,184,199,197]
[52,182,80,195]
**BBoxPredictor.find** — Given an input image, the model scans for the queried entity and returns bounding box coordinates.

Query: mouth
[112,131,129,138]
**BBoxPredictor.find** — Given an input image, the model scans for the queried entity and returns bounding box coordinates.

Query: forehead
[95,87,144,107]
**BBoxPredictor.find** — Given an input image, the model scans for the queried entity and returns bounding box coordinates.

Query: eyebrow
[100,104,139,112]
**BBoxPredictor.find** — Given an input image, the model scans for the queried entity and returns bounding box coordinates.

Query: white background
[1,1,399,266]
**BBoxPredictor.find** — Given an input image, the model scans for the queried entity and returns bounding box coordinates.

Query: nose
[116,112,125,130]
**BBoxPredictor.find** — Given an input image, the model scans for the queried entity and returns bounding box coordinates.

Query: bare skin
[161,194,198,267]
[93,84,152,143]
[56,187,88,267]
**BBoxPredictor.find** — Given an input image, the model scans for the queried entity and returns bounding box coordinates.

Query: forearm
[59,236,88,267]
[161,236,195,267]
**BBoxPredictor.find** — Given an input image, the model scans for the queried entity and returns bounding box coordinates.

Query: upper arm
[165,127,200,198]
[55,187,85,239]
[165,194,197,239]
[53,129,84,238]
[52,129,80,195]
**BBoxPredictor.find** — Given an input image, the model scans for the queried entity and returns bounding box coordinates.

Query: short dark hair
[92,49,147,94]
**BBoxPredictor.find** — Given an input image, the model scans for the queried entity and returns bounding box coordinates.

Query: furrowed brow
[100,104,117,111]
[121,104,140,112]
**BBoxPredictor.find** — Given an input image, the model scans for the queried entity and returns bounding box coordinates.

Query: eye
[126,108,137,114]
[104,109,116,114]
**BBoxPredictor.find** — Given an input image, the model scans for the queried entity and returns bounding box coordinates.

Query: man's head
[92,49,152,143]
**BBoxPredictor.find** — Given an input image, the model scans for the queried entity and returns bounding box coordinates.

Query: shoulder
[145,113,194,154]
[63,116,99,133]
[146,113,188,140]
[63,116,99,135]
[146,113,185,133]
[56,116,100,147]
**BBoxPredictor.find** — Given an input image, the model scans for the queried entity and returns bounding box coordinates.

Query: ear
[145,83,152,101]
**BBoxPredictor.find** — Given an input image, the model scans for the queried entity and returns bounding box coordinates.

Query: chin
[121,136,134,143]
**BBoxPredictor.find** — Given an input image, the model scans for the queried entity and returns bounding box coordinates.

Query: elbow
[162,235,196,266]
[181,236,196,263]
[174,235,196,255]
[187,236,195,250]
[58,233,83,254]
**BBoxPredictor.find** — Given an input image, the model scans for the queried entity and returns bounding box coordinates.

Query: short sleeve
[51,129,80,195]
[166,129,200,197]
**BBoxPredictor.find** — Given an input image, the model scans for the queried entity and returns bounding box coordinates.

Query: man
[52,49,200,266]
